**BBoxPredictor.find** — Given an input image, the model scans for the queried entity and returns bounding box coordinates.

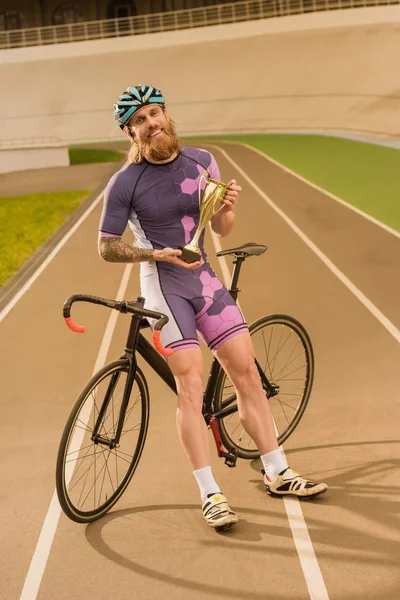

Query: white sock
[260,448,288,481]
[193,466,221,502]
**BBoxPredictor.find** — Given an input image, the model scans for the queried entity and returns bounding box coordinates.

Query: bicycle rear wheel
[56,360,149,523]
[214,314,314,459]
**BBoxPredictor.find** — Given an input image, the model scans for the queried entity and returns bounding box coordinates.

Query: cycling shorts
[140,261,248,352]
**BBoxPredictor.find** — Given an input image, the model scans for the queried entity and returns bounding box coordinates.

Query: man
[99,84,327,530]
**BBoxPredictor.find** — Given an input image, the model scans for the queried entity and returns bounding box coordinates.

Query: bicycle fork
[91,361,137,450]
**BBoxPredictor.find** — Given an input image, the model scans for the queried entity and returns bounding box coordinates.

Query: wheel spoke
[275,393,303,402]
[223,416,242,436]
[273,394,291,425]
[75,419,93,434]
[270,324,286,375]
[77,449,101,509]
[119,423,142,438]
[69,445,106,494]
[80,450,110,509]
[66,442,95,459]
[272,350,307,381]
[100,452,115,506]
[110,448,136,464]
[68,443,101,485]
[262,327,274,378]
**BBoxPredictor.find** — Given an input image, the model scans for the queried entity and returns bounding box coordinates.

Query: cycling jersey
[99,147,247,351]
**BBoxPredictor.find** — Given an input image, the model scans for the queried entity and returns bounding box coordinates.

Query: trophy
[180,170,227,263]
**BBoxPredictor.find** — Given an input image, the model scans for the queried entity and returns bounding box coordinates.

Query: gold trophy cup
[180,170,227,263]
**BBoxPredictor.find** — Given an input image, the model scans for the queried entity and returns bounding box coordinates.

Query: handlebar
[63,294,174,357]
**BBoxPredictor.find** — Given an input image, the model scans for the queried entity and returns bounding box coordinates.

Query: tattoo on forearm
[99,237,155,263]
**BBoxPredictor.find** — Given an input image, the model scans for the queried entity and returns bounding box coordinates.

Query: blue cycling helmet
[113,84,165,129]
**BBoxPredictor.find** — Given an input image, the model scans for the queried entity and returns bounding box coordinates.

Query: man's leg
[215,332,279,455]
[168,347,238,527]
[168,348,209,470]
[215,332,328,498]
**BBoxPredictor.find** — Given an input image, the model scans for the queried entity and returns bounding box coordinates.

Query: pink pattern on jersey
[181,177,198,195]
[181,215,195,243]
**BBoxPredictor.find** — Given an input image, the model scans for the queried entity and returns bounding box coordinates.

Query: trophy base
[179,246,201,264]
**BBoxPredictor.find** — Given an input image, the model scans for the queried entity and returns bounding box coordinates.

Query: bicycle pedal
[222,450,238,468]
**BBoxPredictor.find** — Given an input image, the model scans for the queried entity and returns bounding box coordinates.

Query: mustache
[146,120,174,140]
[147,128,162,140]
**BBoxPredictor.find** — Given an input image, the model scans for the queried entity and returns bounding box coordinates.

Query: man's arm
[211,210,236,238]
[99,236,205,270]
[211,179,242,237]
[99,236,155,263]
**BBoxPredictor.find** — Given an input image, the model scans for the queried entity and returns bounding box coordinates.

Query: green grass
[186,134,400,232]
[69,148,125,165]
[0,190,91,286]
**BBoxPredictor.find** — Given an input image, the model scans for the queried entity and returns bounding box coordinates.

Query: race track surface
[1,142,399,600]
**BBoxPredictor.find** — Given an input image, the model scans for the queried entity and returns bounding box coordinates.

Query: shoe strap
[202,493,228,513]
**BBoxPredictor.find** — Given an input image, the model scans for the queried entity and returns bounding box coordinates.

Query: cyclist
[99,84,327,530]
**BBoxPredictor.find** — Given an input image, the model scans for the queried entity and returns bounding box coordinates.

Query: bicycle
[56,242,314,523]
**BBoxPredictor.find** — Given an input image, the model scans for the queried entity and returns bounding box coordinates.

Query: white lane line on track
[19,263,133,600]
[284,498,329,600]
[221,140,400,240]
[210,230,330,600]
[209,144,400,345]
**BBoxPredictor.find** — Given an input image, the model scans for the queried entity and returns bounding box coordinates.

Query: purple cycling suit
[99,147,247,352]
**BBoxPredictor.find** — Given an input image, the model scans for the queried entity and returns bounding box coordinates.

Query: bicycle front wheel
[214,314,314,459]
[56,360,149,523]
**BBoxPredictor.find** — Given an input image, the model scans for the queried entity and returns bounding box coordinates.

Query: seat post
[228,256,245,301]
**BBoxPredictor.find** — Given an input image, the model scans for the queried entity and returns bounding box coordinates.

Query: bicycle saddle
[216,242,267,258]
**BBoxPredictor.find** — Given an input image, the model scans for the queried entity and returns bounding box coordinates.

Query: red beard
[143,120,181,162]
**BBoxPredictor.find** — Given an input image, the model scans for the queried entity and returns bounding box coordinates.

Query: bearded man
[98,84,327,530]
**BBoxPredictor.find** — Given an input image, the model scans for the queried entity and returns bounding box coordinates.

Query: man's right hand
[153,248,204,270]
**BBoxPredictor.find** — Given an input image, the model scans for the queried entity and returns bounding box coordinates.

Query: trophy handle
[197,169,210,201]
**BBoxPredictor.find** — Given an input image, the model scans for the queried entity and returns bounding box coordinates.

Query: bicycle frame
[92,251,278,465]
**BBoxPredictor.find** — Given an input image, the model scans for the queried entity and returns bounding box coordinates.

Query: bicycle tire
[56,360,149,523]
[213,314,314,460]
